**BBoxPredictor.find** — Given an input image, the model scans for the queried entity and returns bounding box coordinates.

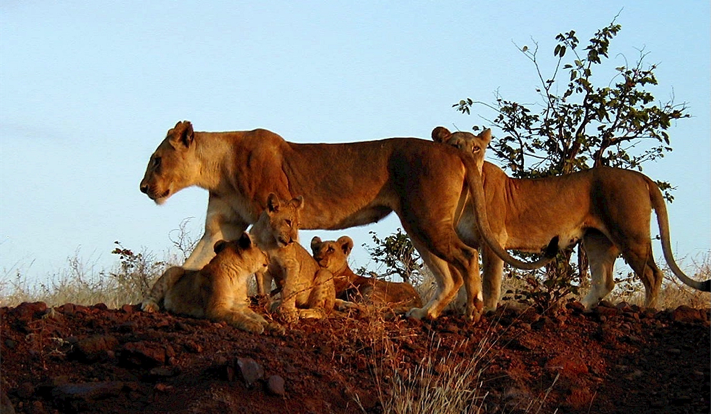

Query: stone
[266,375,286,396]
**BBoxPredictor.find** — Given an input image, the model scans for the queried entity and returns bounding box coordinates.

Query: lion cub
[311,235,422,314]
[141,233,276,334]
[251,193,336,323]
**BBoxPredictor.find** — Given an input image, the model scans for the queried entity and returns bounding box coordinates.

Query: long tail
[647,178,711,292]
[459,154,558,270]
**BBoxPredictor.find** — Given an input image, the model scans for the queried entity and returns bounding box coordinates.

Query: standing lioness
[432,126,711,310]
[140,121,555,321]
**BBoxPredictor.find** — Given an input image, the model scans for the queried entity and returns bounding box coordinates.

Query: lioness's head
[212,232,269,274]
[431,127,492,171]
[310,235,354,273]
[140,121,200,205]
[254,193,304,248]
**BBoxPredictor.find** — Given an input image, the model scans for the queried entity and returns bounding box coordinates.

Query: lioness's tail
[459,154,557,270]
[648,177,711,292]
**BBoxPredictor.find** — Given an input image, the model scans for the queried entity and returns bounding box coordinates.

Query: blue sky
[1,1,709,284]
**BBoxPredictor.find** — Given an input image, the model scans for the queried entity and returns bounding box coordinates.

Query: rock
[92,303,109,311]
[71,335,119,362]
[51,382,124,412]
[12,302,47,323]
[545,354,589,378]
[120,342,167,367]
[670,305,703,324]
[266,375,286,396]
[1,389,15,414]
[235,357,264,388]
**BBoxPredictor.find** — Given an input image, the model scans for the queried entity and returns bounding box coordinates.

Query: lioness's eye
[285,219,292,226]
[153,156,162,169]
[472,146,480,153]
[327,247,334,253]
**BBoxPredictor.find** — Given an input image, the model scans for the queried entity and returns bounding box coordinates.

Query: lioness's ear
[337,236,354,256]
[213,239,228,254]
[310,236,322,252]
[293,195,305,210]
[169,120,194,149]
[237,232,253,249]
[479,128,492,146]
[431,126,452,143]
[267,193,280,212]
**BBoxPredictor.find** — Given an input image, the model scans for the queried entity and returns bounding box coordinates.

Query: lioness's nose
[140,183,148,194]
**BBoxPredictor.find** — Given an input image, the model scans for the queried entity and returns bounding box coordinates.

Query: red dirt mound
[1,301,709,413]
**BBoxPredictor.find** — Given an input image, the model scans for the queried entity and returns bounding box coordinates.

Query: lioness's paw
[141,301,159,313]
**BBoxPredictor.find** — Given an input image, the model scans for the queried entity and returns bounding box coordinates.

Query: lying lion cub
[432,126,711,310]
[141,233,276,334]
[311,235,423,314]
[251,193,336,323]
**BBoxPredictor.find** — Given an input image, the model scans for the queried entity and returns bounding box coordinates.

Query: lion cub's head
[310,235,354,274]
[431,126,492,171]
[140,121,200,205]
[212,232,269,274]
[252,193,304,249]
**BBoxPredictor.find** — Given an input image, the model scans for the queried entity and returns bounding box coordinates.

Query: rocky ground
[1,300,709,414]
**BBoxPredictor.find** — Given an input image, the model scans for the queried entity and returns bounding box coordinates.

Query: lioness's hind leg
[406,237,463,320]
[142,266,185,312]
[622,242,664,309]
[581,232,619,308]
[482,247,504,312]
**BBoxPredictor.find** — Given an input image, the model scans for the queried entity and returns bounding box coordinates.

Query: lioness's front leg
[184,195,247,270]
[141,266,185,312]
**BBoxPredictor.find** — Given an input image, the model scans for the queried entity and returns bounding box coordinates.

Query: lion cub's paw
[141,300,159,313]
[277,307,300,324]
[298,308,327,320]
[265,322,286,335]
[239,320,266,334]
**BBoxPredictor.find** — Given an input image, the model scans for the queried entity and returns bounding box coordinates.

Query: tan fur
[433,126,711,311]
[250,194,336,323]
[141,233,276,334]
[311,235,423,314]
[140,121,555,321]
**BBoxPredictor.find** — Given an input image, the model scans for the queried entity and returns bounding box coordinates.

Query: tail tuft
[702,279,711,292]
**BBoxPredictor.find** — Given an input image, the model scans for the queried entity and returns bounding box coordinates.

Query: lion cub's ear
[168,120,194,149]
[292,195,305,210]
[336,236,354,256]
[431,126,452,143]
[237,232,253,250]
[310,236,323,252]
[213,239,228,254]
[267,193,280,213]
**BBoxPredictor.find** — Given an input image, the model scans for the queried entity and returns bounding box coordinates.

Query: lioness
[432,126,711,310]
[251,193,336,322]
[140,121,555,321]
[311,235,423,313]
[141,233,275,334]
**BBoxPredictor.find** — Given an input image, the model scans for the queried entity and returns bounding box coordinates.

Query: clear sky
[1,1,709,285]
